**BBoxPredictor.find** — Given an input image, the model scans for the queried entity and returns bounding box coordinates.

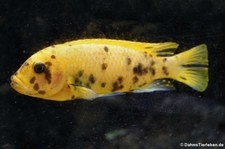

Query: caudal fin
[174,44,208,92]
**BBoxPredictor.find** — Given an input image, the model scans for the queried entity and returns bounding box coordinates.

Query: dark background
[0,0,225,149]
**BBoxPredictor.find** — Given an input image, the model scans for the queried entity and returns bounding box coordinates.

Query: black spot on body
[118,76,123,83]
[51,55,56,59]
[112,82,124,91]
[163,58,167,63]
[101,63,108,70]
[150,61,155,66]
[133,76,139,84]
[162,66,169,76]
[44,69,51,84]
[38,90,46,94]
[45,62,52,66]
[78,70,84,77]
[89,74,95,84]
[127,57,131,65]
[112,82,119,91]
[133,63,142,74]
[33,83,39,91]
[180,76,187,80]
[104,46,109,52]
[149,67,155,76]
[30,76,36,84]
[101,83,106,88]
[75,78,82,85]
[133,63,148,76]
[143,68,148,74]
[71,95,75,99]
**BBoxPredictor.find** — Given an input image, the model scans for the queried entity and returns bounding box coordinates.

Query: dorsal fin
[64,39,179,56]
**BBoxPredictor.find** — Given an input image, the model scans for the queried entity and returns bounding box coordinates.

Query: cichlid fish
[10,39,208,101]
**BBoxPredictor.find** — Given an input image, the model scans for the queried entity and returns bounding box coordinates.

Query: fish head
[10,49,67,99]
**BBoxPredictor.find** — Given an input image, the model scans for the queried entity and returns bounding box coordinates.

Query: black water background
[0,0,225,148]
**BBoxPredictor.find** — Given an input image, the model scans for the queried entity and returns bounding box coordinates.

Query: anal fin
[132,79,175,93]
[98,92,126,98]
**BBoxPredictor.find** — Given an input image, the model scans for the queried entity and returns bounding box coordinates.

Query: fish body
[10,39,208,101]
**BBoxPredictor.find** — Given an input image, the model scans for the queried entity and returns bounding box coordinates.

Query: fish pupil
[34,63,46,73]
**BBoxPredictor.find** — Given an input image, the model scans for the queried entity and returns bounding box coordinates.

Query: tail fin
[174,44,208,92]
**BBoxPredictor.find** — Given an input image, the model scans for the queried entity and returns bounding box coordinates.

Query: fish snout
[10,74,20,88]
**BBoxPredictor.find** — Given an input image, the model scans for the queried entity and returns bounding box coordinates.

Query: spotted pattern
[75,78,82,85]
[112,82,124,92]
[45,61,52,66]
[118,76,123,83]
[78,70,84,77]
[126,57,132,65]
[38,90,46,94]
[133,76,139,84]
[101,63,108,70]
[150,61,155,66]
[149,67,155,76]
[51,55,56,59]
[180,76,187,80]
[101,83,106,88]
[111,76,124,91]
[104,46,109,52]
[89,74,95,84]
[30,76,36,84]
[33,83,39,91]
[133,63,148,76]
[162,66,169,76]
[163,58,167,63]
[44,69,51,84]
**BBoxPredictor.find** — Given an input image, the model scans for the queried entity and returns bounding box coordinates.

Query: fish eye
[34,63,46,73]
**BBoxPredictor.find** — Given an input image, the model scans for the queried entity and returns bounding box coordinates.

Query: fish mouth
[10,75,23,88]
[10,75,30,94]
[10,75,44,97]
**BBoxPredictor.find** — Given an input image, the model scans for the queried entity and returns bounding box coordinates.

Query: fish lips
[10,75,22,88]
[10,74,31,95]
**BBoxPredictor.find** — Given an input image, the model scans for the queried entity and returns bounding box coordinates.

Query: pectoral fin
[67,76,97,100]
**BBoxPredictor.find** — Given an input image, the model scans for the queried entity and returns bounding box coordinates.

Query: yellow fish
[10,39,208,101]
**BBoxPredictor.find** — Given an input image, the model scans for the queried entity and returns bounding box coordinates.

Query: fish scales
[65,44,158,94]
[10,39,208,101]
